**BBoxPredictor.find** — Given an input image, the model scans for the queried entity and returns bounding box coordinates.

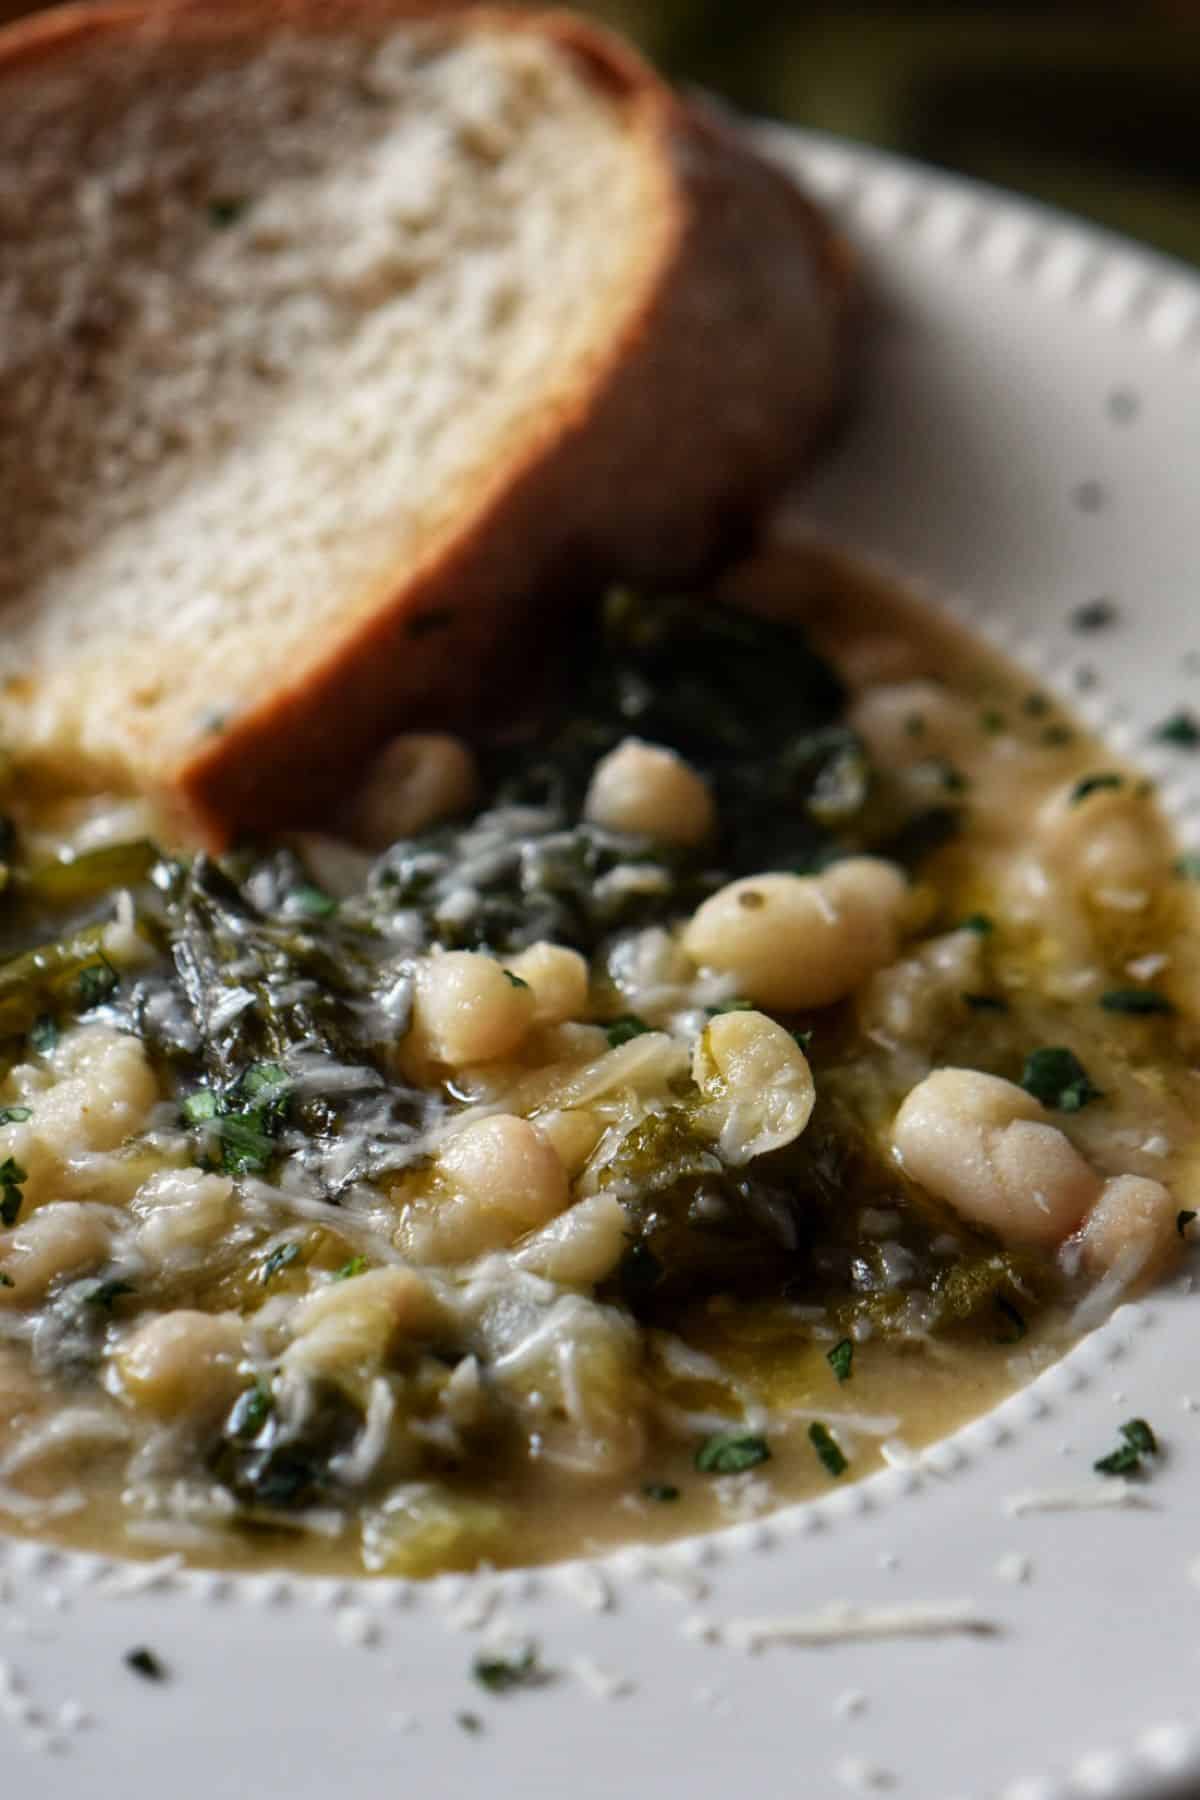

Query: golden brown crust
[0,1,852,846]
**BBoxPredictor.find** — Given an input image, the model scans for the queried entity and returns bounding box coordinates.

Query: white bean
[401,1115,568,1264]
[132,1169,234,1259]
[692,1010,815,1164]
[1037,778,1166,894]
[513,1192,630,1285]
[682,858,907,1010]
[1077,1174,1177,1281]
[892,1069,1098,1248]
[408,950,535,1066]
[0,1202,112,1304]
[584,738,715,846]
[349,733,477,847]
[505,942,589,1026]
[285,1267,445,1379]
[117,1311,245,1422]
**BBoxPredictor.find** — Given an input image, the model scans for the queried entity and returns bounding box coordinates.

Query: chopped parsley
[86,1279,135,1310]
[29,1013,58,1055]
[962,992,1008,1013]
[1176,1210,1196,1238]
[605,1015,652,1048]
[694,1432,771,1475]
[1020,1046,1101,1112]
[471,1647,545,1693]
[1174,853,1200,880]
[1095,1417,1159,1477]
[1041,724,1074,748]
[1099,988,1173,1016]
[125,1647,167,1682]
[0,1273,12,1288]
[958,913,994,936]
[0,1107,31,1125]
[1071,599,1118,632]
[260,1243,301,1284]
[77,957,118,1009]
[0,1158,26,1227]
[227,1383,274,1440]
[808,1421,847,1478]
[1154,711,1200,749]
[287,884,338,919]
[1070,772,1123,805]
[184,1063,292,1175]
[1022,693,1050,716]
[706,998,755,1016]
[980,709,1006,735]
[642,1482,681,1502]
[456,1712,483,1735]
[334,1255,368,1282]
[503,969,530,990]
[827,1339,854,1383]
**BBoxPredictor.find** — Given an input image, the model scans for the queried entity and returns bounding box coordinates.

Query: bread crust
[0,1,852,845]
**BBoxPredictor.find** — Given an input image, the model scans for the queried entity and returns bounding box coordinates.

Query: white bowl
[11,131,1200,1800]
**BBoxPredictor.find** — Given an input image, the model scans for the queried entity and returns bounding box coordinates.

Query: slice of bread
[0,1,850,845]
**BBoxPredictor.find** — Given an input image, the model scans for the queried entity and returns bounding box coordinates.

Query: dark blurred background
[3,1,1199,264]
[582,2,1200,267]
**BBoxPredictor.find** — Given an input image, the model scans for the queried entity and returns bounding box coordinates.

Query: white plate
[11,131,1200,1800]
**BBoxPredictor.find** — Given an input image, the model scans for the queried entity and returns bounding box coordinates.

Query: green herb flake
[904,714,925,739]
[125,1647,167,1682]
[980,709,1006,735]
[1022,693,1051,716]
[706,998,755,1016]
[958,913,994,936]
[0,1158,26,1227]
[642,1482,681,1502]
[471,1647,543,1694]
[1095,1417,1159,1477]
[86,1279,135,1311]
[1154,711,1200,749]
[605,1015,652,1048]
[1070,772,1123,806]
[1071,599,1118,633]
[215,1113,277,1175]
[182,1088,219,1124]
[0,1107,31,1125]
[1020,1046,1102,1112]
[0,1273,12,1288]
[29,1014,58,1056]
[288,884,338,920]
[808,1421,847,1478]
[1174,853,1200,881]
[227,1383,274,1440]
[695,1432,771,1475]
[77,957,118,1009]
[962,992,1009,1013]
[207,195,248,228]
[939,762,968,794]
[260,1243,301,1284]
[1099,988,1174,1017]
[1041,724,1074,748]
[1176,1209,1196,1238]
[827,1338,854,1383]
[994,1295,1027,1343]
[333,1256,368,1282]
[503,970,531,990]
[456,1712,483,1735]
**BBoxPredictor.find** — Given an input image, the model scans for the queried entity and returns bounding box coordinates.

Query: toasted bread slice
[0,1,850,844]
